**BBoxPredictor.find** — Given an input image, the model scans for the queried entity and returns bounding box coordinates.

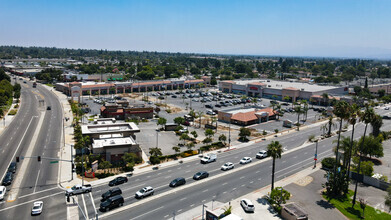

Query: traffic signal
[38,156,41,162]
[16,157,20,163]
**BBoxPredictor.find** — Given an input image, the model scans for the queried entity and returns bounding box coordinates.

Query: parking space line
[90,192,98,216]
[81,194,89,220]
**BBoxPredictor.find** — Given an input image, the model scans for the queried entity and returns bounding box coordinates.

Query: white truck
[65,184,92,196]
[200,153,217,164]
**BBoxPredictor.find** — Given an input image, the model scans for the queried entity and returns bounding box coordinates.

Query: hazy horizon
[1,0,391,59]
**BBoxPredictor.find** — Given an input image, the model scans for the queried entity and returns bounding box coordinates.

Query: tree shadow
[316,199,336,210]
[345,207,362,218]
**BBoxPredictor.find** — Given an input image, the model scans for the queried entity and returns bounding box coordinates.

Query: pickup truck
[200,153,217,164]
[65,184,92,196]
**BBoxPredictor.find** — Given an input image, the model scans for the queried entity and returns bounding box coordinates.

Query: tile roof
[231,111,258,122]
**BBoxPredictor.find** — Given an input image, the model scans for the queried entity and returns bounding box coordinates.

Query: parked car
[169,177,186,187]
[205,104,213,109]
[99,195,124,212]
[171,95,177,98]
[109,176,128,186]
[179,127,188,133]
[206,110,216,115]
[240,198,255,212]
[385,107,390,110]
[8,162,17,173]
[0,186,6,200]
[2,172,13,186]
[31,201,44,215]
[215,104,221,108]
[256,150,268,159]
[135,186,154,199]
[240,157,252,164]
[221,162,234,171]
[101,187,122,202]
[193,171,209,180]
[65,184,92,196]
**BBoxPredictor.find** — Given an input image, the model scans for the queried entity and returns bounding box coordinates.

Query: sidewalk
[0,101,18,136]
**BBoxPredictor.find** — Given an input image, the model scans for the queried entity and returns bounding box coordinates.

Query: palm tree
[332,136,354,168]
[352,105,375,207]
[370,114,383,137]
[322,93,329,107]
[267,141,283,191]
[301,100,309,121]
[332,101,350,184]
[326,116,336,137]
[346,104,360,183]
[294,102,303,130]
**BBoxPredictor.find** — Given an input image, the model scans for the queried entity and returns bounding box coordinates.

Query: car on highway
[101,187,122,202]
[109,176,128,186]
[240,157,252,164]
[256,150,268,159]
[31,201,44,215]
[46,106,51,110]
[169,177,186,187]
[100,195,124,212]
[0,186,6,200]
[240,198,255,212]
[193,171,209,180]
[135,186,154,199]
[221,162,234,171]
[8,162,17,173]
[2,172,13,186]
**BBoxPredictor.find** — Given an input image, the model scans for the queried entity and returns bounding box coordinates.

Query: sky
[1,0,391,59]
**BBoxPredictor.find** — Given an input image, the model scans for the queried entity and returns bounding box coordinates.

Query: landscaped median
[322,190,391,220]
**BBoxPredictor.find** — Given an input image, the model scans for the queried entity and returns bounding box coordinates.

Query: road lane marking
[240,176,245,179]
[90,192,98,216]
[180,197,187,201]
[241,184,245,187]
[250,181,254,184]
[132,206,164,220]
[81,194,89,220]
[202,189,208,193]
[33,169,41,193]
[232,188,237,191]
[178,209,182,212]
[19,186,61,199]
[1,191,63,211]
[190,204,195,207]
[164,176,172,179]
[202,200,206,203]
[222,183,227,186]
[255,170,260,173]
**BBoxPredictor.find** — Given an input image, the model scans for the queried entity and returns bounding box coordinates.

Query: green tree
[370,114,383,137]
[385,185,391,213]
[322,93,329,106]
[180,133,190,145]
[352,105,375,207]
[267,141,283,190]
[238,127,251,142]
[172,146,181,154]
[219,134,227,145]
[174,117,185,125]
[378,89,386,98]
[157,117,167,129]
[294,102,303,130]
[99,160,112,173]
[191,130,198,139]
[269,187,291,207]
[346,104,360,183]
[358,134,384,159]
[204,128,215,139]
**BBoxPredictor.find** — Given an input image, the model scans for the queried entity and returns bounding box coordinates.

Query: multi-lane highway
[0,78,65,219]
[71,114,391,220]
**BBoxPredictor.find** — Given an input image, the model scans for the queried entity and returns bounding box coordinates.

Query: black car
[215,104,221,108]
[171,95,177,98]
[169,177,186,187]
[8,162,17,173]
[193,171,209,180]
[2,172,13,186]
[205,104,213,109]
[101,187,122,202]
[46,106,51,110]
[99,195,124,212]
[109,176,128,186]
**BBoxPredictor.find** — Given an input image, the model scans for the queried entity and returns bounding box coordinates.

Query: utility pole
[71,145,74,181]
[228,122,231,150]
[81,147,84,186]
[314,140,318,168]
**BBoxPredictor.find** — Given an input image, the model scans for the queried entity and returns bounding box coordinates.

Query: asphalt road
[70,114,391,220]
[0,79,65,220]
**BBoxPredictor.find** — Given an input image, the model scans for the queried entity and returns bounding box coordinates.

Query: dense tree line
[0,68,19,116]
[1,46,391,84]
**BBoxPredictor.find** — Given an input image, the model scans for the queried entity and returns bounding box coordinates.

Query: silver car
[135,186,154,199]
[31,201,43,215]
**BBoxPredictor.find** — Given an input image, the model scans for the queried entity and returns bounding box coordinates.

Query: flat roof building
[81,122,140,139]
[219,79,348,103]
[92,135,141,162]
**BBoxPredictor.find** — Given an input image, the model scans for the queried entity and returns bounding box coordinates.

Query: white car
[221,162,234,171]
[256,150,268,159]
[135,186,154,199]
[192,98,199,102]
[240,198,255,212]
[0,186,6,200]
[31,201,43,215]
[240,157,252,164]
[206,110,216,115]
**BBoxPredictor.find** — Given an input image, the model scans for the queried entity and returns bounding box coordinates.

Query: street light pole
[228,122,231,150]
[314,140,318,168]
[202,204,208,220]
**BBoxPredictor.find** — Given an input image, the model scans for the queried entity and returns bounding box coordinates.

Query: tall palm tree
[326,116,336,137]
[332,101,351,185]
[322,93,329,107]
[294,102,303,131]
[352,105,375,207]
[346,104,360,183]
[267,141,283,191]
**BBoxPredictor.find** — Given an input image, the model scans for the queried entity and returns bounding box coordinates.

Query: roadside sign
[50,161,59,164]
[314,158,317,161]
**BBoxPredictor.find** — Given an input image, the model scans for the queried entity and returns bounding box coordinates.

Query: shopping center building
[219,79,348,103]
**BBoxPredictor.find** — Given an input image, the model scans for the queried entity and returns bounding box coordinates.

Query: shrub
[8,109,17,115]
[14,104,19,108]
[150,156,160,165]
[321,157,337,170]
